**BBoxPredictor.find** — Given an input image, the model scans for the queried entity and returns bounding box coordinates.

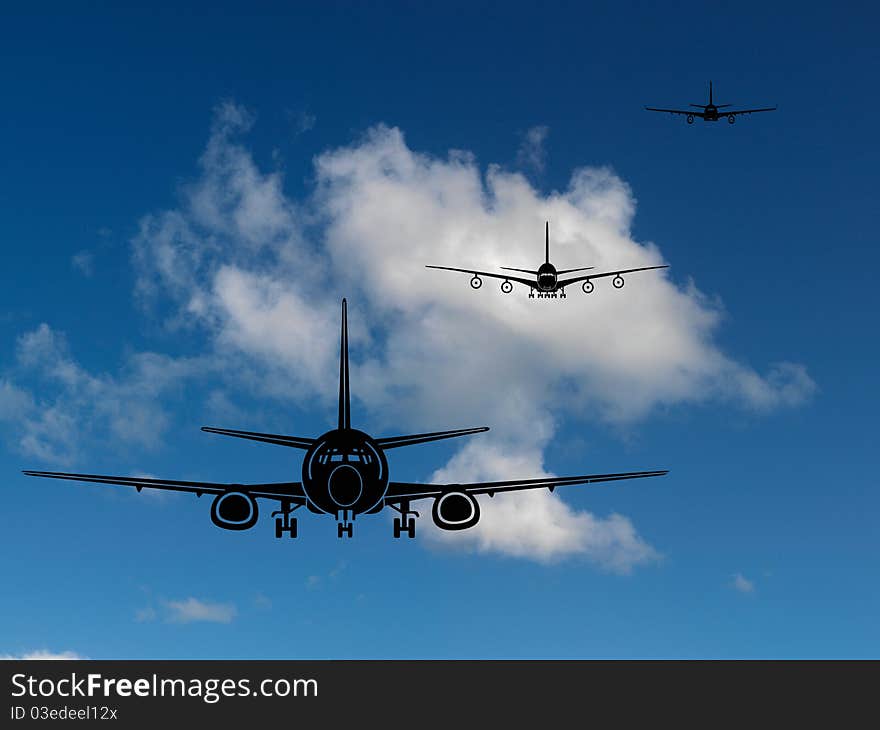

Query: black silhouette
[645,81,777,124]
[23,300,667,539]
[426,222,668,298]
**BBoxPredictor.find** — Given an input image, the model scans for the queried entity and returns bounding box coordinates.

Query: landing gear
[528,289,535,299]
[390,501,419,539]
[536,291,557,299]
[272,502,300,539]
[336,509,354,539]
[559,288,566,299]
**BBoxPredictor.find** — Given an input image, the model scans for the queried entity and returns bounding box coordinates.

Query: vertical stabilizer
[709,80,714,105]
[338,299,351,431]
[545,221,550,264]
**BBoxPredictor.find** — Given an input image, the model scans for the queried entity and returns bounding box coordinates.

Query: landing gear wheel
[582,280,594,294]
[528,290,535,299]
[275,516,298,539]
[393,517,417,539]
[560,289,566,299]
[612,275,625,289]
[470,275,482,289]
[500,280,513,294]
[337,522,353,539]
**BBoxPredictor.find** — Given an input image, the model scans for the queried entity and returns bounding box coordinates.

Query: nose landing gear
[336,509,354,539]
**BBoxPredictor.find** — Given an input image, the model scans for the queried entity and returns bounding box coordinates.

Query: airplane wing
[724,107,777,116]
[385,469,668,502]
[557,264,669,289]
[644,107,706,117]
[376,427,489,450]
[425,265,537,289]
[201,426,315,450]
[22,470,307,503]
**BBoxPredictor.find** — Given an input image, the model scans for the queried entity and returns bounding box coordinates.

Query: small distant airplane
[426,222,668,298]
[645,81,777,124]
[23,300,668,540]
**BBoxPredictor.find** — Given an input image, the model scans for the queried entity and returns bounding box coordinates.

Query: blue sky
[1,1,878,658]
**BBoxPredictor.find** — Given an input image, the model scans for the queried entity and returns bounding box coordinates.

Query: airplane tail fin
[709,80,714,105]
[545,221,550,264]
[338,299,351,431]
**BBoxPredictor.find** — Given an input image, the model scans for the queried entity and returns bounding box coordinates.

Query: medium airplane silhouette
[645,81,777,124]
[426,222,668,298]
[23,300,667,539]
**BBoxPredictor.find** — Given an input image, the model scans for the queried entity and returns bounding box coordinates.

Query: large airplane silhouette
[426,222,668,298]
[645,80,777,124]
[23,300,667,539]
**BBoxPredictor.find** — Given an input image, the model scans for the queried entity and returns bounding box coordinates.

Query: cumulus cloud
[731,573,755,594]
[163,598,237,624]
[123,105,814,565]
[0,650,85,660]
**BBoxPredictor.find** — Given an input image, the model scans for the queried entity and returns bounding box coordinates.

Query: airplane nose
[328,464,363,507]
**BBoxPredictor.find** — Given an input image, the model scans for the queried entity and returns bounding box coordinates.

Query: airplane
[426,222,668,298]
[645,80,777,124]
[22,300,668,540]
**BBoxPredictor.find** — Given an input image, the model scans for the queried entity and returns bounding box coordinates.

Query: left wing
[385,469,668,502]
[724,107,777,116]
[425,265,537,289]
[557,264,669,289]
[645,107,705,117]
[22,470,306,503]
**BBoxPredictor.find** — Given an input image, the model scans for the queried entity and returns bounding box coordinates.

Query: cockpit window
[317,446,374,465]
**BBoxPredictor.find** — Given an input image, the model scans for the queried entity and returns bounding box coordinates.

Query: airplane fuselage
[302,428,389,516]
[536,262,558,291]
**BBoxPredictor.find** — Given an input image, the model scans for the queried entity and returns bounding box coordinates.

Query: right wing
[724,107,777,116]
[22,470,306,503]
[386,469,668,502]
[557,264,669,289]
[425,265,537,289]
[201,426,315,450]
[376,427,488,450]
[644,107,705,117]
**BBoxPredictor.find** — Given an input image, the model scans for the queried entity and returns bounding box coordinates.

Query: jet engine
[210,491,259,530]
[432,491,480,530]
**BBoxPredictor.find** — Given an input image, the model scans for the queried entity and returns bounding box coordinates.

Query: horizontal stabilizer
[201,426,315,450]
[376,426,489,450]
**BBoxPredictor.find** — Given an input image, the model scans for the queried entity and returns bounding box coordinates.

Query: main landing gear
[336,510,354,539]
[272,501,301,539]
[535,291,558,299]
[390,501,419,539]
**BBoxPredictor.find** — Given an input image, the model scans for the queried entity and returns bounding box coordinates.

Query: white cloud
[516,125,549,173]
[71,250,94,277]
[163,597,237,624]
[731,573,755,594]
[123,106,813,564]
[5,323,205,463]
[0,650,85,660]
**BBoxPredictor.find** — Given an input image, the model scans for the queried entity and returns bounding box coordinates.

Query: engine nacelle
[210,491,258,531]
[432,491,480,531]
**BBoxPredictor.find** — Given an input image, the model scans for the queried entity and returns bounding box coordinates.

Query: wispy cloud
[731,573,755,594]
[163,597,237,624]
[516,125,549,173]
[0,650,85,660]
[71,250,94,277]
